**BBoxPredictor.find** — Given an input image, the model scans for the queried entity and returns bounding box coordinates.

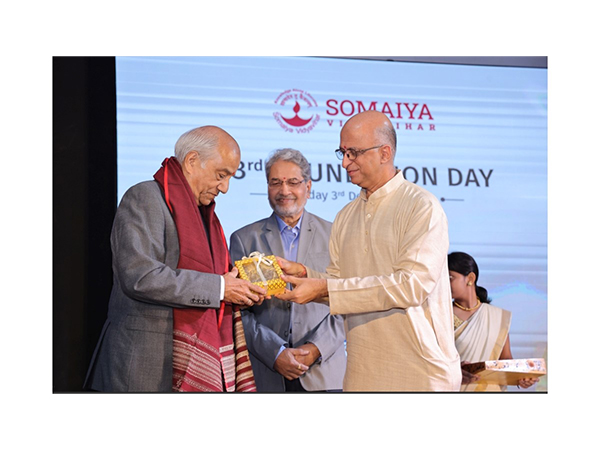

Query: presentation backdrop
[116,57,547,390]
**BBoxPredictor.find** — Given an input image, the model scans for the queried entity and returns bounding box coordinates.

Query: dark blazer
[84,181,222,392]
[230,212,346,392]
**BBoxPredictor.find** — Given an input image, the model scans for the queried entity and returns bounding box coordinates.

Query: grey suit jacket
[84,181,223,392]
[230,212,346,392]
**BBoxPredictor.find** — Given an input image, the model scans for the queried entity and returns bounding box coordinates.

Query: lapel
[297,211,314,264]
[262,213,285,257]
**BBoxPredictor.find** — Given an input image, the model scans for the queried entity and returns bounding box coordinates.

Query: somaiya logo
[273,89,320,134]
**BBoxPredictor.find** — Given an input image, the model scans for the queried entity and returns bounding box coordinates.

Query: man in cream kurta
[279,111,461,391]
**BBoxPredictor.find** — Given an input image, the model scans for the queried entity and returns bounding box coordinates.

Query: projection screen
[115,56,547,391]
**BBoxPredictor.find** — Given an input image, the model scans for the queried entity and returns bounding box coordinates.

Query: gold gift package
[234,252,286,296]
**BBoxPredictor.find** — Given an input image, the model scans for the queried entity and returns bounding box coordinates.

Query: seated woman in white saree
[448,252,538,392]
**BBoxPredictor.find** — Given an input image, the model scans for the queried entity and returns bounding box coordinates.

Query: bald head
[342,111,397,157]
[339,111,398,196]
[175,125,240,164]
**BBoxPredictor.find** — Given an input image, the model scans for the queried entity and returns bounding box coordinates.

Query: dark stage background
[53,57,117,391]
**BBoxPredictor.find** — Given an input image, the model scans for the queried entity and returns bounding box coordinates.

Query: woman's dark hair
[447,252,491,303]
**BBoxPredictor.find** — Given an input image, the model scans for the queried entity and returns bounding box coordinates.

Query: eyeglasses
[334,145,383,161]
[267,178,307,188]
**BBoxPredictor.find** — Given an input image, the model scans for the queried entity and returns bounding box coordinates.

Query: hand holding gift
[275,256,308,278]
[223,267,268,307]
[275,256,328,305]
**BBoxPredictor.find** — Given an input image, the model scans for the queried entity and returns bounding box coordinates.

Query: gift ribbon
[242,251,273,289]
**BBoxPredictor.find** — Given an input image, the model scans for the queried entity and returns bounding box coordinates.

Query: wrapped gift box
[234,254,286,296]
[461,358,547,386]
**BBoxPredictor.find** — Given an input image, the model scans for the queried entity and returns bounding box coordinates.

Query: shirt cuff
[219,275,225,301]
[273,344,287,369]
[275,344,286,361]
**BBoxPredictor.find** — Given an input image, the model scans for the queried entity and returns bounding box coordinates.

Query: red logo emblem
[273,89,320,133]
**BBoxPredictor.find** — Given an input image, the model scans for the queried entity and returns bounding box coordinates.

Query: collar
[275,212,304,234]
[359,170,405,203]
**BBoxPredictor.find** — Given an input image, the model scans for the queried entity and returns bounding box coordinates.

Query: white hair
[174,127,220,165]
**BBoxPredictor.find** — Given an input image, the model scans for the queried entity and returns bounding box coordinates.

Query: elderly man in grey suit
[85,126,266,392]
[229,148,346,392]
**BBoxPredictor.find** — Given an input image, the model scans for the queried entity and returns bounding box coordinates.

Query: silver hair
[265,148,311,181]
[174,127,220,165]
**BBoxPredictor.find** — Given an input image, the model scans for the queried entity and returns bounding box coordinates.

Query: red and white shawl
[154,157,256,392]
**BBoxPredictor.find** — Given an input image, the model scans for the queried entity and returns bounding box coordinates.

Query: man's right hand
[223,267,268,307]
[276,256,307,278]
[274,348,310,380]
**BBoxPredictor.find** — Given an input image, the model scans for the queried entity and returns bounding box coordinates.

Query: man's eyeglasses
[267,178,307,188]
[334,145,383,161]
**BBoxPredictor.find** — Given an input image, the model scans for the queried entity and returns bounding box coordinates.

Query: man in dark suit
[85,126,266,392]
[230,148,346,392]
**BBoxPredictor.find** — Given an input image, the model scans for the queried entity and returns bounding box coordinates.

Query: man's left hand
[278,275,328,304]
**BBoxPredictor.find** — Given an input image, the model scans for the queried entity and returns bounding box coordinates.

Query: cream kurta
[309,171,461,391]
